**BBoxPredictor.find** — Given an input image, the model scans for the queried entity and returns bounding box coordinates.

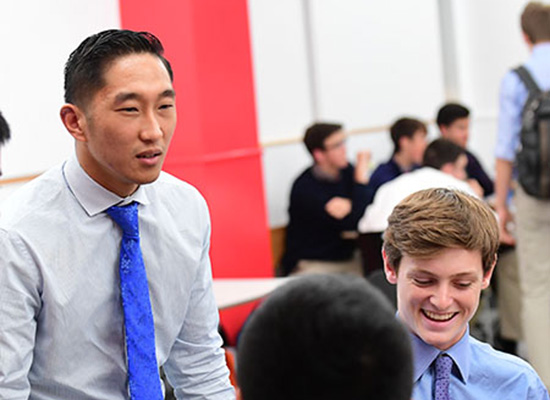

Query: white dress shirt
[358,167,477,233]
[0,155,235,400]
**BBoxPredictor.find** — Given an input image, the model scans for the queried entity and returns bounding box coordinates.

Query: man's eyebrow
[113,92,140,105]
[159,89,176,99]
[407,270,479,279]
[451,272,479,279]
[113,89,176,105]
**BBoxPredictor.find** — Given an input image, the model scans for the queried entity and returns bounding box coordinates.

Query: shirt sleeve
[0,230,42,399]
[162,215,235,400]
[495,70,526,162]
[348,180,372,228]
[367,163,392,202]
[528,372,550,400]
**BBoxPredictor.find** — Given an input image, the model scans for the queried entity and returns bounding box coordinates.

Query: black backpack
[515,66,550,198]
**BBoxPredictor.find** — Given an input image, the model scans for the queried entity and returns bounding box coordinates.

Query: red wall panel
[119,0,273,344]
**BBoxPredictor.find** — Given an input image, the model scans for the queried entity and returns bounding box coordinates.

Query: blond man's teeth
[424,310,455,321]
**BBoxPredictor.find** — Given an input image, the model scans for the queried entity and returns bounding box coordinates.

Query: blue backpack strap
[514,65,542,95]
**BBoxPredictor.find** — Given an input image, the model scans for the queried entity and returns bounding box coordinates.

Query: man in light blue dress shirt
[383,188,548,399]
[0,30,235,399]
[495,2,550,389]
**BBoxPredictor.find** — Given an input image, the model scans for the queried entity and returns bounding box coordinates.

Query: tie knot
[435,354,453,380]
[106,202,140,238]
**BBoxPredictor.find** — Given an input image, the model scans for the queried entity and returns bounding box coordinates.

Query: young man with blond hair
[383,188,548,399]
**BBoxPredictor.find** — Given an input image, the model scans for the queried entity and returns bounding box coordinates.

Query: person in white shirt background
[358,138,481,234]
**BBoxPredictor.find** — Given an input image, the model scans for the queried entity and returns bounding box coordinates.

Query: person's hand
[354,150,371,184]
[467,178,484,198]
[496,205,516,246]
[325,197,352,219]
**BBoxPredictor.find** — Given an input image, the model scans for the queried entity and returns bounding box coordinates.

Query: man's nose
[430,284,454,310]
[140,112,163,141]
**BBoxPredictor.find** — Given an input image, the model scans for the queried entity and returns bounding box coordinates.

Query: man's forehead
[402,251,484,276]
[97,56,173,95]
[102,53,171,83]
[324,130,345,142]
[451,117,469,127]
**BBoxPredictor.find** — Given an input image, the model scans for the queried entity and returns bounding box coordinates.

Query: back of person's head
[422,138,464,170]
[436,103,470,128]
[521,2,550,44]
[64,29,173,108]
[390,117,427,153]
[237,274,413,400]
[383,188,499,274]
[0,112,10,146]
[303,122,343,155]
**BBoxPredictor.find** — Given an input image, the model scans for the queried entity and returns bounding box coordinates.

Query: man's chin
[419,328,465,351]
[136,171,163,186]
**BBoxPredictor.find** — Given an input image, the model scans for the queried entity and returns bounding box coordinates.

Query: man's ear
[60,104,88,143]
[312,148,324,164]
[382,248,398,284]
[439,162,453,175]
[397,136,410,153]
[481,255,497,290]
[522,31,533,48]
[439,124,449,138]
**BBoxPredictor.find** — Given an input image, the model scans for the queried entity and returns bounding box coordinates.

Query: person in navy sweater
[367,117,428,203]
[357,118,427,275]
[279,123,370,276]
[437,102,494,197]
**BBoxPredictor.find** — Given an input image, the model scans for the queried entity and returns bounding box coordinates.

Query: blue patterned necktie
[107,202,163,400]
[434,354,453,400]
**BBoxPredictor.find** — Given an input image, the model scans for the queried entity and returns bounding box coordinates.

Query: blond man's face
[385,247,493,350]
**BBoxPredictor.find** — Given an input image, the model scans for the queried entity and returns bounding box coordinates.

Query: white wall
[0,0,534,228]
[449,0,529,176]
[310,0,445,126]
[249,0,533,227]
[0,0,120,179]
[247,0,314,143]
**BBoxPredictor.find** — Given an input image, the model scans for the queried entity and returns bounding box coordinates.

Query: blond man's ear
[481,255,497,290]
[382,248,398,285]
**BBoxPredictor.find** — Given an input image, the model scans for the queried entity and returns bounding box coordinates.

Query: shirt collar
[389,157,419,174]
[411,326,470,384]
[63,154,150,216]
[312,164,341,182]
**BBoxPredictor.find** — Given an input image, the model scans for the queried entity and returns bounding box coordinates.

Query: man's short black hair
[303,122,343,155]
[390,117,427,153]
[436,103,470,127]
[0,112,10,146]
[422,138,465,170]
[64,29,173,108]
[237,274,413,400]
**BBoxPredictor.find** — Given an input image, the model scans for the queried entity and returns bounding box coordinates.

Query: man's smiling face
[385,247,493,350]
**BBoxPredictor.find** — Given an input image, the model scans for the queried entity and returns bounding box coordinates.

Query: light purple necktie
[434,354,453,400]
